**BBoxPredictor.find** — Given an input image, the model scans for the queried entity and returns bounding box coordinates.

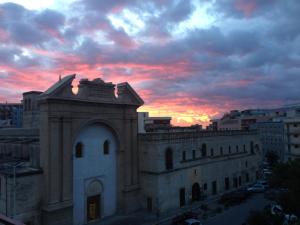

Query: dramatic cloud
[0,0,300,126]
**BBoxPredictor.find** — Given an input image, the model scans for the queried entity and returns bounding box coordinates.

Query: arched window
[165,148,173,170]
[250,141,254,154]
[75,142,83,158]
[103,140,109,155]
[201,144,207,157]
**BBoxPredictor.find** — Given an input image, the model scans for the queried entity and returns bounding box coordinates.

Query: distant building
[214,109,271,131]
[0,103,23,128]
[250,122,284,161]
[138,112,171,133]
[283,117,300,161]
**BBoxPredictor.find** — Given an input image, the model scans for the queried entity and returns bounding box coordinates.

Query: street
[203,193,270,225]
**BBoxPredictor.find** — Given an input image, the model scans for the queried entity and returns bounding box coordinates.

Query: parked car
[218,190,251,205]
[270,203,283,216]
[247,184,266,193]
[172,211,199,225]
[256,180,269,189]
[184,218,202,225]
[283,214,298,225]
[264,188,289,201]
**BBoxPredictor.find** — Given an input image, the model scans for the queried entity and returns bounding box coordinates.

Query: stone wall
[139,130,262,213]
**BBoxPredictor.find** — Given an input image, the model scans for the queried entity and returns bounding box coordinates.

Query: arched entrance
[192,183,201,202]
[73,124,118,225]
[86,180,103,222]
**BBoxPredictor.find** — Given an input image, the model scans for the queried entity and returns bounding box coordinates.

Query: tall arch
[192,183,201,202]
[73,124,118,225]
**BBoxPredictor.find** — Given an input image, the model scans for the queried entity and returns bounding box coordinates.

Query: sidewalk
[92,195,222,225]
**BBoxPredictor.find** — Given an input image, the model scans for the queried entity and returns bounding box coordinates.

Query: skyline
[0,0,300,126]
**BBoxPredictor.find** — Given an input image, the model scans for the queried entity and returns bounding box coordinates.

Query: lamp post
[11,162,25,219]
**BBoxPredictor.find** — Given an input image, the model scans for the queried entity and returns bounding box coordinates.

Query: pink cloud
[235,0,257,16]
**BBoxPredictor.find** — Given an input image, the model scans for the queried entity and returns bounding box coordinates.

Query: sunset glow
[0,0,300,126]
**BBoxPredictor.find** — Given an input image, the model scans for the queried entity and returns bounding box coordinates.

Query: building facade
[0,103,23,128]
[139,130,262,213]
[250,122,284,161]
[283,118,300,161]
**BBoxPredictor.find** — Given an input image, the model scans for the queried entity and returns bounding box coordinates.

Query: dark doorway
[192,183,201,201]
[225,177,230,190]
[212,181,217,195]
[179,188,185,207]
[147,197,152,212]
[87,195,100,222]
[233,177,238,188]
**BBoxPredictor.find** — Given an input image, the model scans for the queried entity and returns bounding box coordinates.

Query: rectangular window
[243,144,246,152]
[246,173,249,182]
[236,145,239,153]
[192,150,196,159]
[210,148,214,157]
[212,181,217,195]
[182,151,186,161]
[220,147,223,156]
[233,178,238,188]
[228,146,231,154]
[147,197,152,212]
[250,141,254,154]
[179,188,185,207]
[225,177,230,190]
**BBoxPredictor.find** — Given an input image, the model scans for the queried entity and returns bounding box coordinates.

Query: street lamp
[1,161,26,219]
[12,161,25,219]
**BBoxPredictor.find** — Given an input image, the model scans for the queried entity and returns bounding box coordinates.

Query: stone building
[0,75,143,225]
[283,117,300,161]
[0,74,262,224]
[0,103,23,128]
[250,122,284,161]
[139,130,261,213]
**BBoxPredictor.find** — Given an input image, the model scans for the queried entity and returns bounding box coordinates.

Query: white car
[270,204,283,215]
[256,180,269,189]
[184,218,203,225]
[247,184,266,192]
[283,214,298,225]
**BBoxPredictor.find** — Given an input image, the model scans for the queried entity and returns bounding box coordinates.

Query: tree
[265,151,279,166]
[246,210,282,225]
[269,159,300,216]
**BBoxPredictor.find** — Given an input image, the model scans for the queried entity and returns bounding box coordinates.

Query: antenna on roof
[59,74,62,81]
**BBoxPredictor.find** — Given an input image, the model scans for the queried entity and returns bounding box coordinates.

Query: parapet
[39,74,144,106]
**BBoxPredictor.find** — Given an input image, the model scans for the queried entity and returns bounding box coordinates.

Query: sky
[0,0,300,126]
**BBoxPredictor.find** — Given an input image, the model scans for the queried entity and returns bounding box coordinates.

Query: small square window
[182,151,186,161]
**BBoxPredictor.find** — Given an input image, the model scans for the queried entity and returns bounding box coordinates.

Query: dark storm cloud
[1,0,300,122]
[34,9,65,30]
[0,2,65,46]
